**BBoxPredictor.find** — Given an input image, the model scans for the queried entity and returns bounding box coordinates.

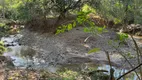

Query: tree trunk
[58,11,66,20]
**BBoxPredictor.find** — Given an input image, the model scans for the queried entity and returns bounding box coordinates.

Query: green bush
[91,0,142,25]
[0,41,6,55]
[56,10,107,35]
[0,22,11,37]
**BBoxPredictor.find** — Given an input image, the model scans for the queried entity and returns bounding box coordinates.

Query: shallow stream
[1,34,142,80]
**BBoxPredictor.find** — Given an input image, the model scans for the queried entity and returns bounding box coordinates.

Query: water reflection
[59,63,138,80]
[2,45,139,80]
[4,46,35,67]
[98,65,138,80]
[3,45,59,73]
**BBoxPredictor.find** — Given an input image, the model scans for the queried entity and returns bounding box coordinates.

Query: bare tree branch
[117,63,142,80]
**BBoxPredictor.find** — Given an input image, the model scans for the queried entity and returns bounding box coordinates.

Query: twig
[104,50,114,80]
[130,35,142,78]
[112,45,141,80]
[84,35,92,43]
[117,63,142,80]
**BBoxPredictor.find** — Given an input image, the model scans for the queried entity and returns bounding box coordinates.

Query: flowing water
[59,63,138,80]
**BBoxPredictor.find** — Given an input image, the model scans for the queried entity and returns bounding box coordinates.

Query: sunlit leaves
[83,27,90,33]
[59,69,78,80]
[114,18,121,24]
[72,21,76,27]
[0,41,4,46]
[82,4,96,13]
[0,41,6,55]
[55,21,77,35]
[117,32,128,42]
[114,2,123,8]
[56,10,107,36]
[88,48,100,54]
[0,23,5,27]
[67,24,73,30]
[83,26,107,35]
[11,1,23,9]
[56,11,91,34]
[77,11,91,24]
[97,27,104,33]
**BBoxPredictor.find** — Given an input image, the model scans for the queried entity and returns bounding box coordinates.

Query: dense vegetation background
[0,0,142,80]
[0,0,142,34]
[0,0,142,24]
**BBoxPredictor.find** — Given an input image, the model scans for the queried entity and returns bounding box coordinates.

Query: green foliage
[84,25,107,35]
[89,71,109,80]
[76,11,90,24]
[0,22,11,37]
[126,52,135,59]
[1,0,142,25]
[117,32,128,42]
[56,10,108,35]
[0,0,85,21]
[0,0,48,21]
[82,4,96,13]
[91,0,142,24]
[58,69,79,80]
[16,0,46,21]
[0,0,23,20]
[88,48,100,54]
[56,22,76,35]
[0,23,5,27]
[114,18,121,24]
[0,41,6,55]
[56,11,91,35]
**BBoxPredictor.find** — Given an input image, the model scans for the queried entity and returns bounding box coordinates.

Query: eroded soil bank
[19,26,142,69]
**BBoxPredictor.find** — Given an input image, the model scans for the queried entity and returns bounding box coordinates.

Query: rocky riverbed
[19,26,142,69]
[0,26,142,80]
